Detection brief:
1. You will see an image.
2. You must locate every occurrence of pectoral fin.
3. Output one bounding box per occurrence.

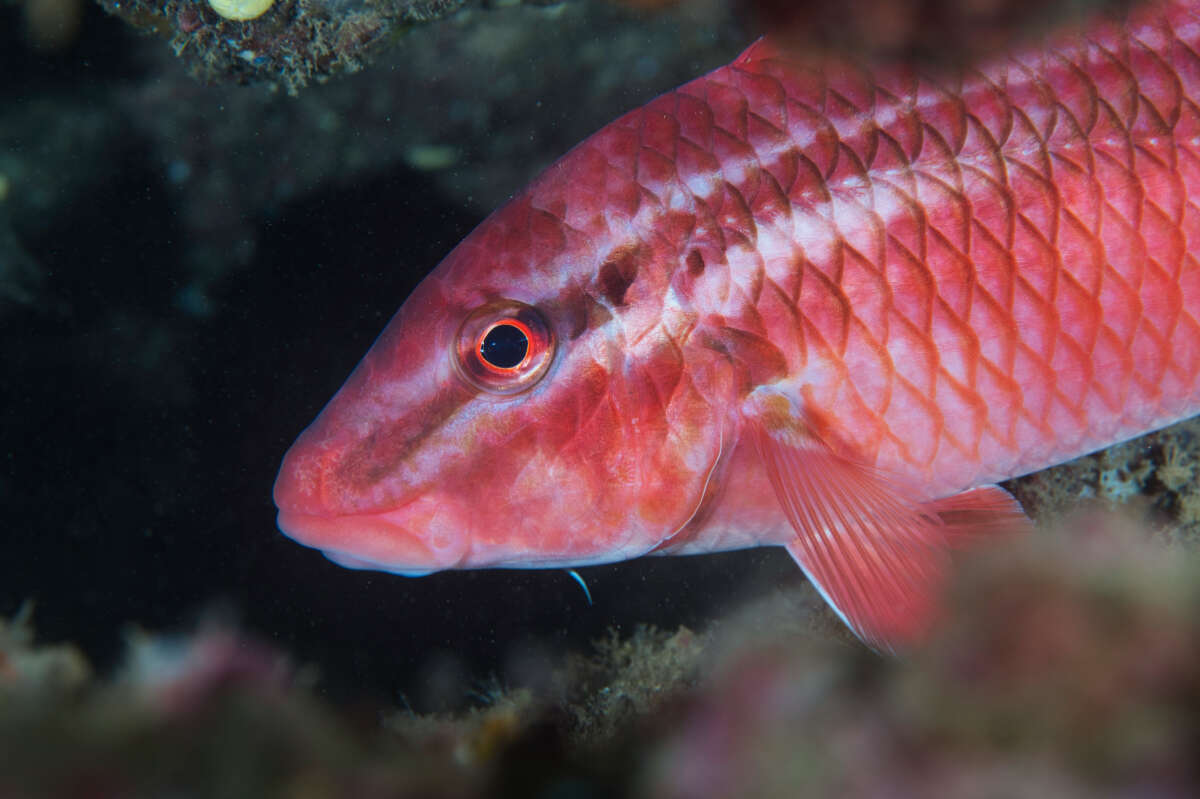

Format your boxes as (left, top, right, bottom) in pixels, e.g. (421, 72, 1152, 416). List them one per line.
(747, 410, 1029, 653)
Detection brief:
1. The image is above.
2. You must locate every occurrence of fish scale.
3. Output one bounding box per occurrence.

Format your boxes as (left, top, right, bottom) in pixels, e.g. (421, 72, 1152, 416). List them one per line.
(275, 0, 1200, 651)
(627, 12, 1200, 496)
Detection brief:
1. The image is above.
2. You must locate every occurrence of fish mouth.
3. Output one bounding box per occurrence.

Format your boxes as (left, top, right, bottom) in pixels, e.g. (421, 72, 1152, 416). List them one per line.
(274, 435, 472, 575)
(273, 430, 435, 574)
(275, 506, 452, 577)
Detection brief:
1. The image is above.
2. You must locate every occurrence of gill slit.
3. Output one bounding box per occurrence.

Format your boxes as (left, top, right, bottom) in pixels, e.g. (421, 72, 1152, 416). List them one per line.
(654, 421, 726, 553)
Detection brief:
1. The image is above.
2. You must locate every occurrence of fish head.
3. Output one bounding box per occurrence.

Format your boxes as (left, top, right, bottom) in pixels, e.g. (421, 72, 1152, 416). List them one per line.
(273, 195, 732, 575)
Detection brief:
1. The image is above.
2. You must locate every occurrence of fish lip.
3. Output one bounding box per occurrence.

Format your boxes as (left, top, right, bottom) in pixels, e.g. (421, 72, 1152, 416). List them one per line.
(275, 505, 445, 575)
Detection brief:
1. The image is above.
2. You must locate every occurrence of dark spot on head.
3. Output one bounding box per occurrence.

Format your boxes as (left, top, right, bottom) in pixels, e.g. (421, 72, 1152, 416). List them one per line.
(551, 289, 590, 340)
(596, 247, 639, 307)
(700, 325, 788, 386)
(687, 249, 705, 277)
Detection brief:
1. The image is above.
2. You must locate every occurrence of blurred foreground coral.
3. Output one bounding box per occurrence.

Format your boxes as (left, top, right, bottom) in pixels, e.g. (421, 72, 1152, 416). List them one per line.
(2, 511, 1197, 797)
(643, 512, 1200, 797)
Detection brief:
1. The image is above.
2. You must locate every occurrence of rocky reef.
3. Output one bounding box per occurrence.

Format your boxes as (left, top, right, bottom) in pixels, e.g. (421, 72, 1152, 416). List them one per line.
(3, 508, 1198, 796)
(2, 0, 1199, 795)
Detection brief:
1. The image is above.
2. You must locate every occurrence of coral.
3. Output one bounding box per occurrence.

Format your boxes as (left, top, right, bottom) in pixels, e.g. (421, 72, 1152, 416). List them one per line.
(559, 625, 708, 746)
(640, 516, 1200, 798)
(1156, 439, 1194, 492)
(95, 0, 469, 93)
(5, 4, 1200, 794)
(2, 513, 1198, 797)
(2, 0, 743, 322)
(0, 613, 490, 797)
(93, 0, 595, 93)
(0, 602, 90, 698)
(1007, 416, 1200, 548)
(89, 0, 1134, 94)
(385, 687, 538, 767)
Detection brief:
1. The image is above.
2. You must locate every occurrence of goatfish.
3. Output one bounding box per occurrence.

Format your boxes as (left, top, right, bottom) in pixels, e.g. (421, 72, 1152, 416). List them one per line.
(274, 0, 1200, 651)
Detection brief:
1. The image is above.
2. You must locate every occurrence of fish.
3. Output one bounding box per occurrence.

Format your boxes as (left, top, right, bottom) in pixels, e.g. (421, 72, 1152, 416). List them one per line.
(274, 0, 1200, 652)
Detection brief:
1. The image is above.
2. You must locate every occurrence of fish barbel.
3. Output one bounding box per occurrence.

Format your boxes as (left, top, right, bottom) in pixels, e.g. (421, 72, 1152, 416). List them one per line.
(275, 0, 1200, 650)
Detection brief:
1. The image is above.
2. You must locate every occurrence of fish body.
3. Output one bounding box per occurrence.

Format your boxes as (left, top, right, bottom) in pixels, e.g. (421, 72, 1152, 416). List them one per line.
(275, 1, 1200, 649)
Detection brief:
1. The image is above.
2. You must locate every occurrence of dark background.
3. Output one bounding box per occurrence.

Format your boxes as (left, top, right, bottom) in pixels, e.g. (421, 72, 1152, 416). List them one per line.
(0, 2, 791, 710)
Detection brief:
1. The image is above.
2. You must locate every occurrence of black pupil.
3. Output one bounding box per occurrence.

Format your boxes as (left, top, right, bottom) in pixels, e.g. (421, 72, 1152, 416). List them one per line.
(480, 323, 529, 369)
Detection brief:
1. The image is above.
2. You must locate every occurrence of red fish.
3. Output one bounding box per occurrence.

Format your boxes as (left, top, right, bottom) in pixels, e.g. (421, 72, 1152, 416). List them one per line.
(274, 0, 1200, 651)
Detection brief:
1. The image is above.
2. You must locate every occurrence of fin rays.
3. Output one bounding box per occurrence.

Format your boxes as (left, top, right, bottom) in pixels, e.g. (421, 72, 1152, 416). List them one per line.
(750, 417, 1027, 652)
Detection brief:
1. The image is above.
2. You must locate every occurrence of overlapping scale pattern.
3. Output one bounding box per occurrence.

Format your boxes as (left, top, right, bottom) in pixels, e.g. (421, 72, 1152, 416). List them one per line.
(565, 0, 1200, 495)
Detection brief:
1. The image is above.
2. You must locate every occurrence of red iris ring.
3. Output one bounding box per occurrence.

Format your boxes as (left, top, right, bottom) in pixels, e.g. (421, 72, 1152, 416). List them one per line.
(475, 319, 535, 374)
(454, 301, 554, 395)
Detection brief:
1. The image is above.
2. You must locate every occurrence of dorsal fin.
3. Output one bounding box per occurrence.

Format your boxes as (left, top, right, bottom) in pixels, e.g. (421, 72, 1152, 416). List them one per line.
(733, 37, 778, 68)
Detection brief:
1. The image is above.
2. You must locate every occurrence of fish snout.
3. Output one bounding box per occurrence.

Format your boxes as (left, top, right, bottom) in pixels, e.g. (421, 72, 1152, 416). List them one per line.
(272, 437, 339, 518)
(274, 441, 470, 575)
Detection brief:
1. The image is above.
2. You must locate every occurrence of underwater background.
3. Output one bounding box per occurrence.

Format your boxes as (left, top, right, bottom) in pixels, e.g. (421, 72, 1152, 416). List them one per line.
(0, 0, 769, 709)
(2, 0, 1199, 795)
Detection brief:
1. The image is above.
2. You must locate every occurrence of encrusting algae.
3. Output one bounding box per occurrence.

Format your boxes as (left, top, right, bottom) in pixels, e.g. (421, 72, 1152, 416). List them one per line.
(7, 2, 1200, 794)
(1009, 416, 1200, 549)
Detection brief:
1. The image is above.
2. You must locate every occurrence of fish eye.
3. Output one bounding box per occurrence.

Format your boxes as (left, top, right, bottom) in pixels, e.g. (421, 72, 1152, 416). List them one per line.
(478, 320, 531, 371)
(455, 301, 554, 395)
